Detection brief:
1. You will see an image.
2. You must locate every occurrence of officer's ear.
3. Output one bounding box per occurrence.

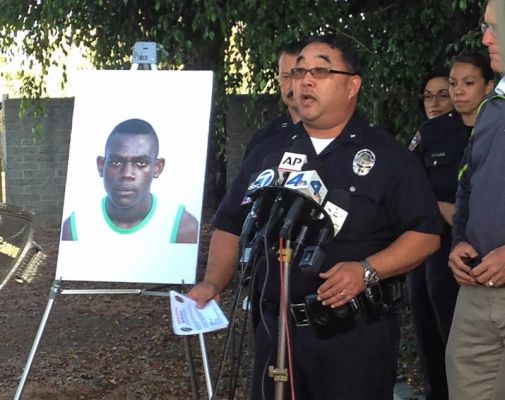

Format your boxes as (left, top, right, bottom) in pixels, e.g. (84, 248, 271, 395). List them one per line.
(97, 156, 105, 177)
(348, 75, 362, 100)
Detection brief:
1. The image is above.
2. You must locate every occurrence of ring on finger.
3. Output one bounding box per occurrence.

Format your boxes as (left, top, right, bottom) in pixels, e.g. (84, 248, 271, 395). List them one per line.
(488, 280, 494, 287)
(339, 291, 346, 298)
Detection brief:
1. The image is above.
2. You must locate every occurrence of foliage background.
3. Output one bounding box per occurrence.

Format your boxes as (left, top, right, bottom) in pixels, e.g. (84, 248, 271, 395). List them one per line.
(0, 0, 487, 203)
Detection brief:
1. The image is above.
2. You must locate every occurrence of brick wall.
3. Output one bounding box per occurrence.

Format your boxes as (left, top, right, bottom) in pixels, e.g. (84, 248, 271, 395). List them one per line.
(3, 98, 74, 225)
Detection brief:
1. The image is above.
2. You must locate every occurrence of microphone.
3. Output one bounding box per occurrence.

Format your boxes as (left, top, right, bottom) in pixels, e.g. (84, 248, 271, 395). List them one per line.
(298, 189, 351, 274)
(241, 154, 282, 206)
(239, 146, 308, 248)
(239, 139, 310, 248)
(278, 151, 307, 174)
(279, 168, 328, 239)
(239, 154, 281, 247)
(241, 140, 308, 206)
(323, 189, 351, 237)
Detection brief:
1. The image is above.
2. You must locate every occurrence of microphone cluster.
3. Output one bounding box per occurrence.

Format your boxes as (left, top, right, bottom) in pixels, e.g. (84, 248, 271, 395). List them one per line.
(238, 147, 350, 276)
(238, 147, 387, 333)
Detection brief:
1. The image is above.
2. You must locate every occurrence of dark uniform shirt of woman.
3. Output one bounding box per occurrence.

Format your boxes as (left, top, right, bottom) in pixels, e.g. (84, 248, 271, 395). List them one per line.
(407, 110, 471, 400)
(411, 111, 472, 204)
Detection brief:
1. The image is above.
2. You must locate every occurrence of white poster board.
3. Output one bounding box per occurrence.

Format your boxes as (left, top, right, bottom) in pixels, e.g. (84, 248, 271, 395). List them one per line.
(55, 70, 212, 284)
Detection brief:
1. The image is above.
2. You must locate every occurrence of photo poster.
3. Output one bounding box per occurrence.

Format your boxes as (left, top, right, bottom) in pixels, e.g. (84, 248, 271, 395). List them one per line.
(55, 70, 213, 284)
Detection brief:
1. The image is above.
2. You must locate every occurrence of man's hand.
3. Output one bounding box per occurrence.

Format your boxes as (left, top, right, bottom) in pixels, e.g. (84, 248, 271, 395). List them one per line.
(471, 244, 505, 288)
(187, 229, 239, 308)
(448, 241, 478, 286)
(187, 280, 221, 309)
(317, 262, 365, 308)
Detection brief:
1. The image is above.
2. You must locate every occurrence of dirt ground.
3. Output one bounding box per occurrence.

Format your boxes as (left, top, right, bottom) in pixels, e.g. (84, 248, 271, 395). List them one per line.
(0, 215, 422, 400)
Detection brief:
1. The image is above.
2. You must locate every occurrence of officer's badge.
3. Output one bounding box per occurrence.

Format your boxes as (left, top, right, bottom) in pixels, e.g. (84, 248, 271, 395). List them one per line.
(408, 131, 421, 151)
(353, 149, 376, 176)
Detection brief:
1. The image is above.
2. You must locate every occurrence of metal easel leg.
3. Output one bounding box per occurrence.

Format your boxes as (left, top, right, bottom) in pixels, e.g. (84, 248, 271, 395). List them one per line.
(184, 335, 200, 400)
(199, 333, 213, 400)
(14, 280, 61, 400)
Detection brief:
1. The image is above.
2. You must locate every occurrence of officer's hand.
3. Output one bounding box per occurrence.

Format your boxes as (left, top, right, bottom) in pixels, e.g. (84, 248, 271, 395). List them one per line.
(317, 261, 365, 308)
(187, 280, 221, 309)
(448, 241, 477, 286)
(471, 244, 505, 288)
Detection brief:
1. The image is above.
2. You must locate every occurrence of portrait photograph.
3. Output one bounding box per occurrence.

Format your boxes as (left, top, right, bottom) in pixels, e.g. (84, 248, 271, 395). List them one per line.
(55, 70, 213, 284)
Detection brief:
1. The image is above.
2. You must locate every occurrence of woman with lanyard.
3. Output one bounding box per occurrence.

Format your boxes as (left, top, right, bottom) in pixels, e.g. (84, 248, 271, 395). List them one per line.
(407, 53, 494, 400)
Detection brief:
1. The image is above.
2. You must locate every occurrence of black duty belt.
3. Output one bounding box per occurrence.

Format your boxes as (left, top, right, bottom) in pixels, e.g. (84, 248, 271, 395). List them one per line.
(260, 279, 406, 332)
(290, 303, 311, 327)
(259, 299, 311, 327)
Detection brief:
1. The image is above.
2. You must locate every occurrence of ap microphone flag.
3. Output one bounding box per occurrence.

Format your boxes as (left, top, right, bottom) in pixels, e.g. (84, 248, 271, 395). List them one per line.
(278, 152, 308, 173)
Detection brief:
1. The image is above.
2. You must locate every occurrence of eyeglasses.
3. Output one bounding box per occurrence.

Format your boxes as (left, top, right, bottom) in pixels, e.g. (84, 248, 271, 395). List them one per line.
(291, 67, 357, 80)
(419, 91, 451, 103)
(480, 22, 498, 37)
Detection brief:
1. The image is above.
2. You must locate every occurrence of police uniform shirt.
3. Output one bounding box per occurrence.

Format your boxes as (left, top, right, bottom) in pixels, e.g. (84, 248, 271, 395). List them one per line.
(243, 113, 294, 158)
(410, 112, 471, 203)
(214, 113, 442, 302)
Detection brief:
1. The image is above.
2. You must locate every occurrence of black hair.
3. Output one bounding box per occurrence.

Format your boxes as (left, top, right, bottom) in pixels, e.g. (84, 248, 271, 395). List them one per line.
(277, 40, 306, 59)
(303, 34, 361, 75)
(106, 118, 159, 157)
(418, 67, 450, 116)
(451, 52, 494, 82)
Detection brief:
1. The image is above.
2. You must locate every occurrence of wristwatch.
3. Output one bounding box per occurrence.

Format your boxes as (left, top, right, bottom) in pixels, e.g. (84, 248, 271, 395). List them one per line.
(360, 258, 379, 287)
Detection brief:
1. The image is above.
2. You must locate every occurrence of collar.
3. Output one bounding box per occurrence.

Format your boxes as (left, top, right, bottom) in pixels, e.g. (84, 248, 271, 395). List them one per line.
(335, 114, 368, 145)
(274, 113, 293, 129)
(496, 76, 505, 95)
(295, 113, 368, 158)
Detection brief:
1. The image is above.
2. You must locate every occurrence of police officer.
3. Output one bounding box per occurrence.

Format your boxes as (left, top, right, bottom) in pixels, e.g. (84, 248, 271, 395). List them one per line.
(243, 41, 304, 158)
(408, 53, 494, 400)
(190, 35, 441, 400)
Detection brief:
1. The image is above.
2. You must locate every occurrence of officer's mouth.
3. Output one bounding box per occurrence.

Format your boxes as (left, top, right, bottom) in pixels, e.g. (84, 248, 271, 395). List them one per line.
(300, 92, 316, 105)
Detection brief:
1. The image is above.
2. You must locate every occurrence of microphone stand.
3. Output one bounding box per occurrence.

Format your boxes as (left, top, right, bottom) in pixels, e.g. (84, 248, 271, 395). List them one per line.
(269, 237, 293, 400)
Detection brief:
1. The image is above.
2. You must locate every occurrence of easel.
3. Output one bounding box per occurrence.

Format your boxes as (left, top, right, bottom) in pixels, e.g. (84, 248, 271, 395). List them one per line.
(14, 280, 213, 400)
(130, 41, 159, 71)
(14, 42, 214, 400)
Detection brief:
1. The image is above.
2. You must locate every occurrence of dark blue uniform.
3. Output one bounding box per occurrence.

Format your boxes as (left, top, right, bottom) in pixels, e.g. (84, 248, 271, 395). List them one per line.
(407, 111, 470, 400)
(243, 113, 294, 159)
(215, 114, 441, 399)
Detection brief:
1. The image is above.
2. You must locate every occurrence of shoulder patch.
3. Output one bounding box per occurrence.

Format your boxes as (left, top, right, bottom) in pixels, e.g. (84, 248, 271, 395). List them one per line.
(408, 131, 421, 151)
